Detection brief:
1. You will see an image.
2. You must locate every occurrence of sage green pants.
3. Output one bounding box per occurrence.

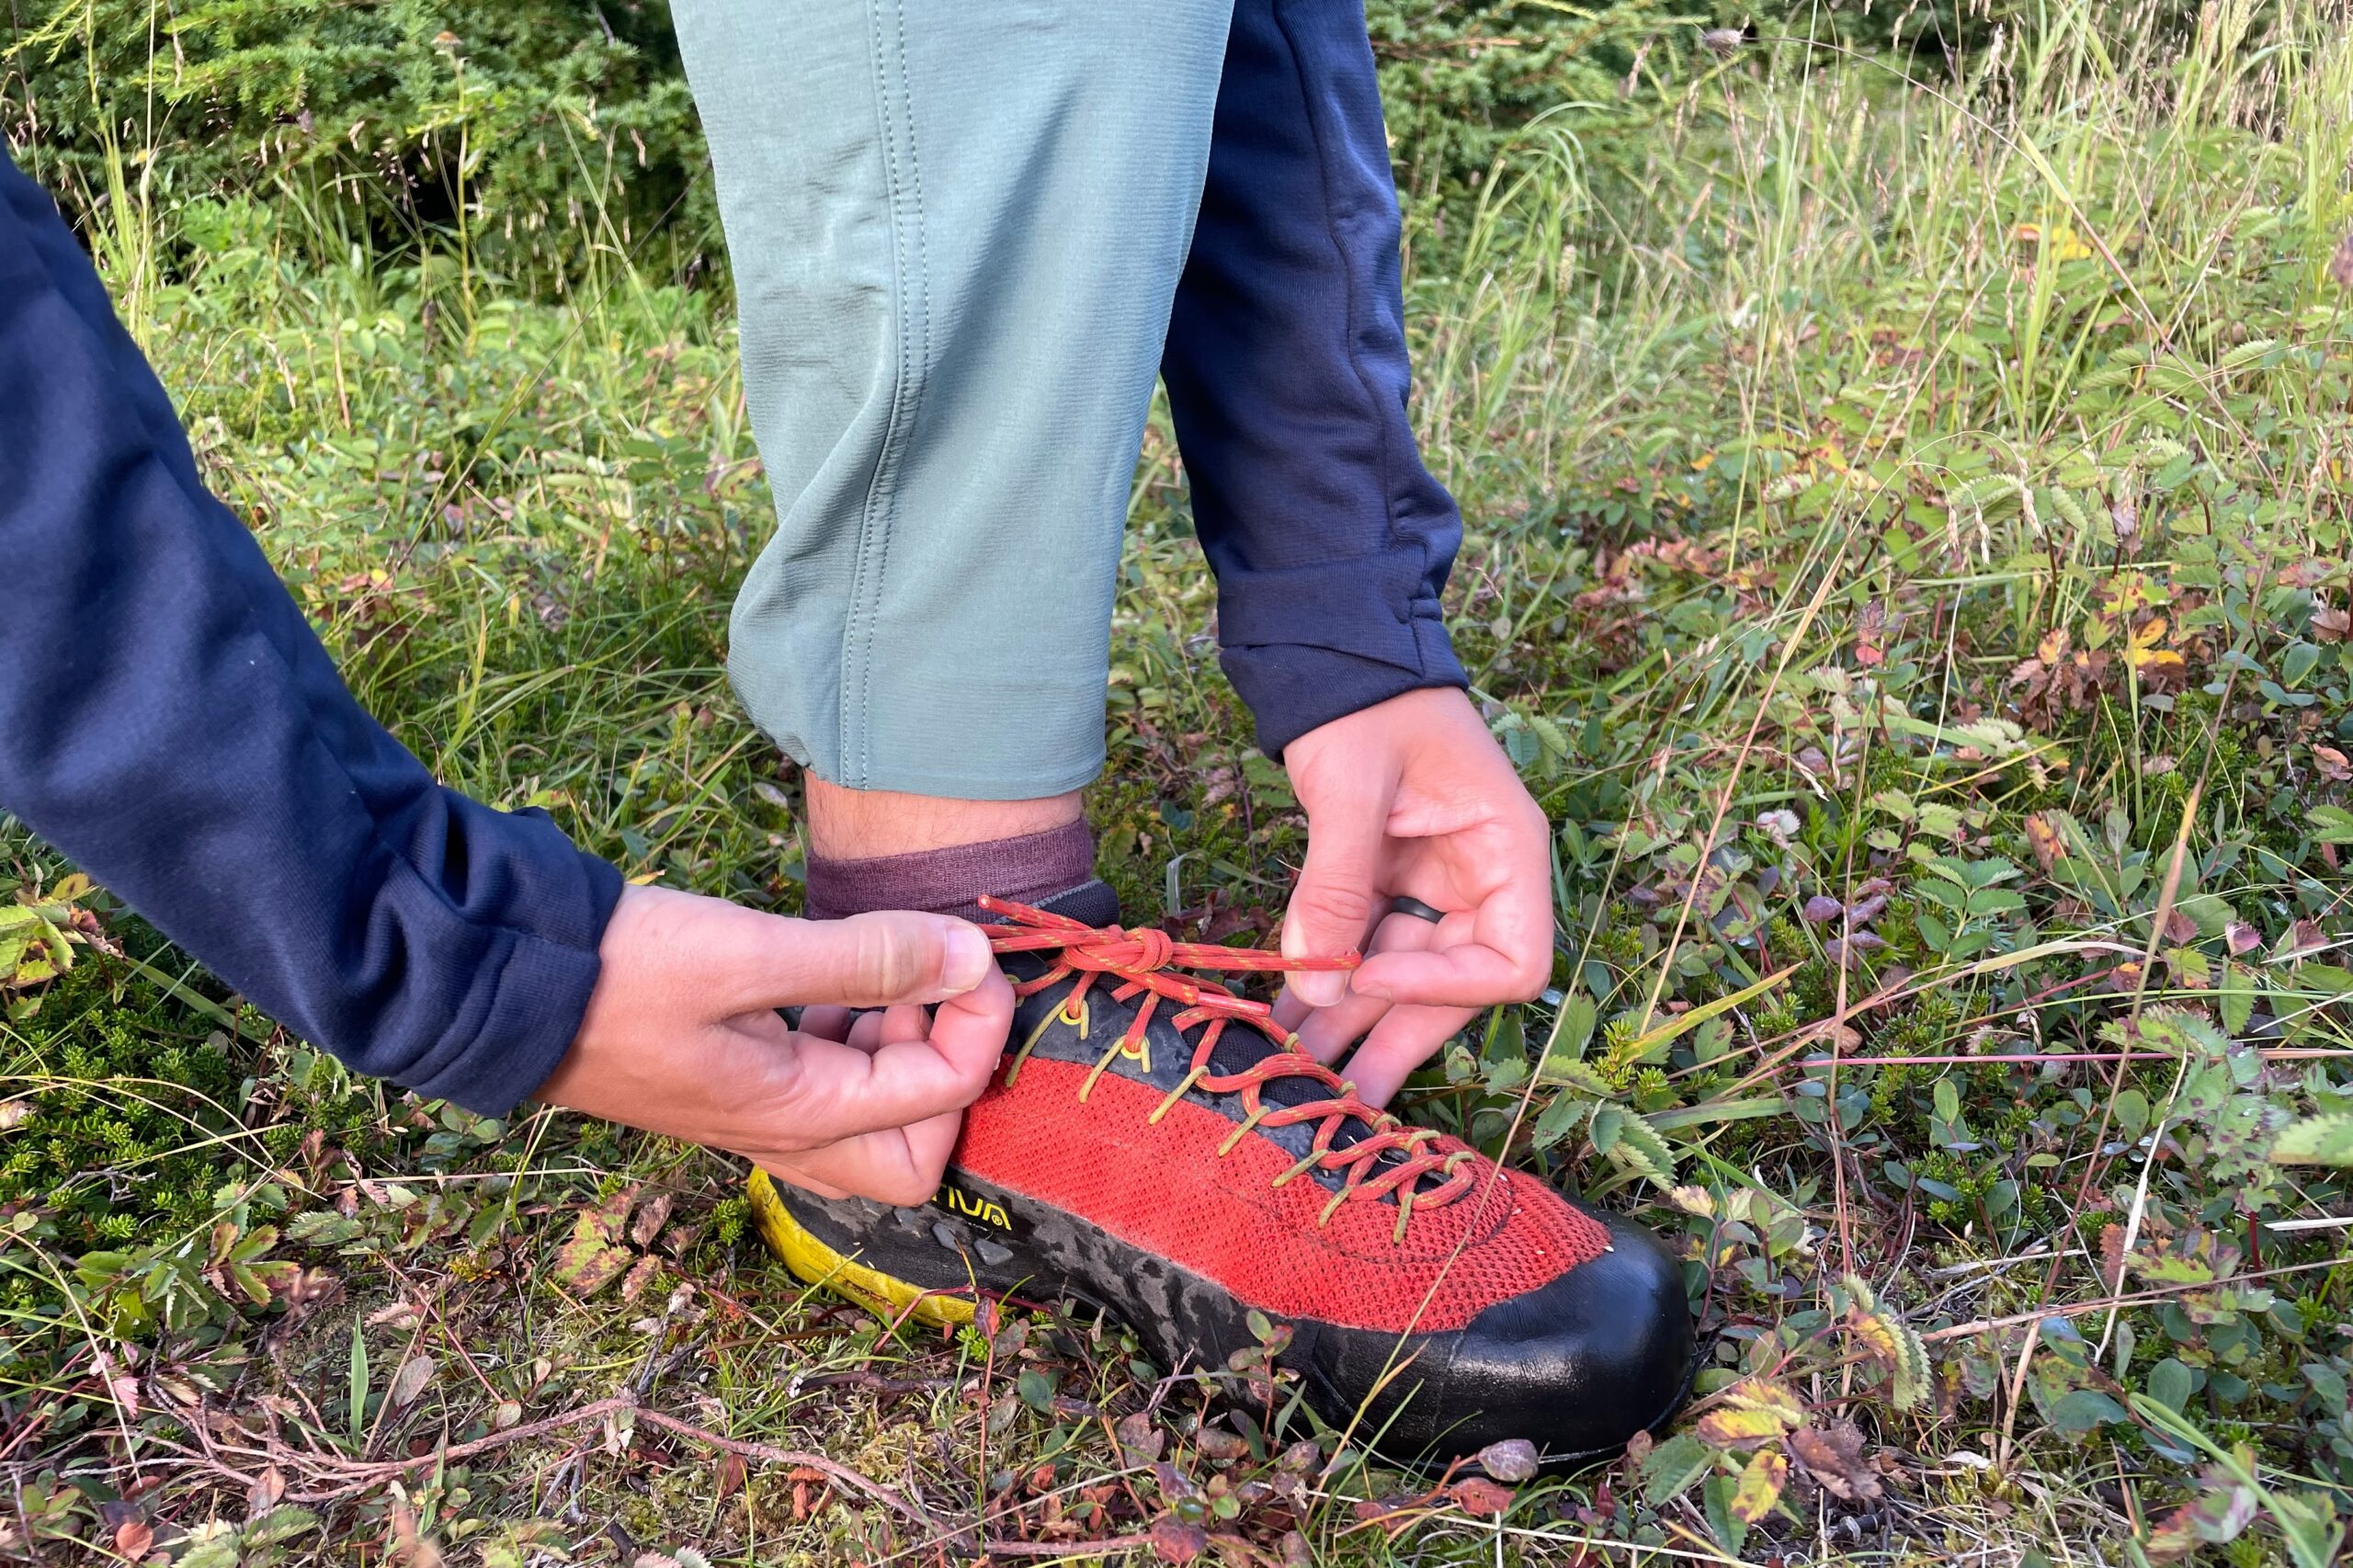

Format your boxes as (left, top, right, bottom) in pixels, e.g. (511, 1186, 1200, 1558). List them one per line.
(675, 0, 1234, 800)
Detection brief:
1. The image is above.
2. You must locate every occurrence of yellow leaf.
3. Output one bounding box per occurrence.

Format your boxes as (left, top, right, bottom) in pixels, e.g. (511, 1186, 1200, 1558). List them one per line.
(1730, 1449, 1788, 1524)
(2126, 616, 2185, 676)
(1666, 1185, 1716, 1218)
(1697, 1404, 1790, 1447)
(1696, 1377, 1805, 1448)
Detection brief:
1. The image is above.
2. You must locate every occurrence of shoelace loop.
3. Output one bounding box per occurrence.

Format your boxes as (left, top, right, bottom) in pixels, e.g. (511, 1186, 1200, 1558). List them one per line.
(979, 895, 1481, 1220)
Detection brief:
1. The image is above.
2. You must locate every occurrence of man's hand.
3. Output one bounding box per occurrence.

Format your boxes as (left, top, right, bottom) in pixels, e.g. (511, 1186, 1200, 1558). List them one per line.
(1274, 687, 1553, 1108)
(537, 884, 1013, 1204)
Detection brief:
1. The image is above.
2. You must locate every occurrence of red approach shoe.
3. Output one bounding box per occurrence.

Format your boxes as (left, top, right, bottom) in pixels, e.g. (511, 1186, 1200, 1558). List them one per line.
(749, 897, 1697, 1465)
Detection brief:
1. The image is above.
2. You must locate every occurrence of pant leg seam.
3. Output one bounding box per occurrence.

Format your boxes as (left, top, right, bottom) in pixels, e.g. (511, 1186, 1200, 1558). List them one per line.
(845, 0, 929, 788)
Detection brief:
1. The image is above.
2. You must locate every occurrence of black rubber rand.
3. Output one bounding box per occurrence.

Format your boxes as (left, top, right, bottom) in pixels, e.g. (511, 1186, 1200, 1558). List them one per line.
(770, 1171, 1694, 1468)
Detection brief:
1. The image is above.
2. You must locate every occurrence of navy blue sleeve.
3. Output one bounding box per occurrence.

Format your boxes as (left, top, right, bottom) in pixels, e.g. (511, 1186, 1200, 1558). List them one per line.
(1161, 0, 1469, 759)
(0, 149, 620, 1116)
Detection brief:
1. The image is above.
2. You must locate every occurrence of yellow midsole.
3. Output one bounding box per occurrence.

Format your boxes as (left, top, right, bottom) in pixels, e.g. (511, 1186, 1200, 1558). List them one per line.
(746, 1169, 976, 1328)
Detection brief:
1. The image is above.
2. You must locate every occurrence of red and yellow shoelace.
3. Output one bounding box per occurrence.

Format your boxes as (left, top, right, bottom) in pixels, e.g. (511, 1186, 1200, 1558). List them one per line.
(981, 895, 1480, 1233)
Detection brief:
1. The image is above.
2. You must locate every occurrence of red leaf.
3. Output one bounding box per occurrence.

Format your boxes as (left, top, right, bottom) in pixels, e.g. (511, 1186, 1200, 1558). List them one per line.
(1149, 1514, 1208, 1563)
(619, 1254, 664, 1303)
(1788, 1420, 1883, 1502)
(1449, 1477, 1516, 1516)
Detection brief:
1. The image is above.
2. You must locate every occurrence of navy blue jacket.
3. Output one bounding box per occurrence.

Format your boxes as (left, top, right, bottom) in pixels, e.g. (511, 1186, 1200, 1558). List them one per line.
(1167, 0, 1468, 756)
(0, 0, 1461, 1115)
(0, 152, 621, 1115)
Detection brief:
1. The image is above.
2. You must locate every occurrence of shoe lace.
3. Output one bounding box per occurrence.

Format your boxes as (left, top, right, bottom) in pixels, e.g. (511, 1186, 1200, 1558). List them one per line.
(980, 895, 1480, 1235)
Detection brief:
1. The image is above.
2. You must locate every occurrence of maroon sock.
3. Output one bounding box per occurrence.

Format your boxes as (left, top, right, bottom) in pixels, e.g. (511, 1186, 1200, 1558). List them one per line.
(801, 818, 1120, 926)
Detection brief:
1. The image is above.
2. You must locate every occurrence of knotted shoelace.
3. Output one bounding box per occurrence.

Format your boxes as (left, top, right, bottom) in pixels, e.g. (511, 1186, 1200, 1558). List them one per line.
(979, 895, 1481, 1237)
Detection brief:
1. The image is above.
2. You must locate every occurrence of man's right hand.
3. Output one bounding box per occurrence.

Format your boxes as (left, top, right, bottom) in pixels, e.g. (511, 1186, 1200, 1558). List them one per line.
(536, 884, 1013, 1205)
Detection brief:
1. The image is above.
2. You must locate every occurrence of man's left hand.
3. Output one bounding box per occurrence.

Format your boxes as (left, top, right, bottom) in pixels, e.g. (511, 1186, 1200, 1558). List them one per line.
(1273, 687, 1555, 1108)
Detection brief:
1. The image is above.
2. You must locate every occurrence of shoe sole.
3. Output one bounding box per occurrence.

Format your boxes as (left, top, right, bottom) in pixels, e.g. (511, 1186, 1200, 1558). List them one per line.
(746, 1170, 1699, 1470)
(749, 1166, 982, 1328)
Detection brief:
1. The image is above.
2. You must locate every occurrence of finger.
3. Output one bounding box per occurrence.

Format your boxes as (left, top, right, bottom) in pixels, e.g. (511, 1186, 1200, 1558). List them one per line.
(1352, 940, 1551, 1007)
(1337, 1003, 1479, 1108)
(1293, 988, 1390, 1063)
(1352, 835, 1553, 1009)
(1283, 783, 1392, 1010)
(762, 995, 993, 1206)
(924, 969, 1017, 1085)
(756, 1156, 856, 1202)
(842, 1002, 925, 1056)
(777, 969, 1012, 1140)
(798, 1005, 855, 1042)
(708, 906, 999, 1013)
(1290, 909, 1444, 1062)
(758, 1112, 959, 1207)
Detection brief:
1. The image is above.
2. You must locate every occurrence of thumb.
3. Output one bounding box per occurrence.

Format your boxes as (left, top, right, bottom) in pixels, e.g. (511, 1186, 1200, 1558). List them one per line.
(734, 910, 997, 1010)
(1283, 793, 1386, 1009)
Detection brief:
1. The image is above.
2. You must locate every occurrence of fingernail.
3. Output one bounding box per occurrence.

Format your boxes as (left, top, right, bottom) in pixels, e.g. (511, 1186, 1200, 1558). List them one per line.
(942, 924, 993, 993)
(1288, 971, 1347, 1009)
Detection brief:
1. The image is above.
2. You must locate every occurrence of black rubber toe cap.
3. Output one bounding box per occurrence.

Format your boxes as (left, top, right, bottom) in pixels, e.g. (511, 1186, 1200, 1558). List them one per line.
(1300, 1209, 1698, 1466)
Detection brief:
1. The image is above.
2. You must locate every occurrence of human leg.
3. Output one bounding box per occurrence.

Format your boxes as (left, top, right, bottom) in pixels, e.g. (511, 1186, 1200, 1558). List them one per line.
(673, 0, 1234, 812)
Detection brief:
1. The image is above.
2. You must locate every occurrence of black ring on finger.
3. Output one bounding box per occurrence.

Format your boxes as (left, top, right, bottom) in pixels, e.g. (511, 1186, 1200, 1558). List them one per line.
(1387, 894, 1448, 926)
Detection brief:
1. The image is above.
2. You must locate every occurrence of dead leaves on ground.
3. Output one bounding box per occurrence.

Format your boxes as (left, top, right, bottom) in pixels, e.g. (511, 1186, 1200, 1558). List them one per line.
(550, 1185, 691, 1301)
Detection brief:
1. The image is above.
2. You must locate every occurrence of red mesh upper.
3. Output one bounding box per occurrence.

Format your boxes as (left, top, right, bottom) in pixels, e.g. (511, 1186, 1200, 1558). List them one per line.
(952, 1056, 1610, 1335)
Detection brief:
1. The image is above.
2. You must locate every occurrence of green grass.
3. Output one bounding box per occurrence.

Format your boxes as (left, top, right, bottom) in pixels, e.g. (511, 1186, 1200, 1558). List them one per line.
(7, 4, 2353, 1562)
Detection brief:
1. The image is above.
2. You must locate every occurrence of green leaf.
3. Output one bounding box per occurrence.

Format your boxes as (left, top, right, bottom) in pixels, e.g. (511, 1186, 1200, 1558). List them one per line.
(2050, 1389, 2129, 1433)
(1644, 1096, 1787, 1131)
(244, 1507, 320, 1547)
(1640, 1431, 1713, 1506)
(1540, 994, 1598, 1067)
(348, 1319, 369, 1449)
(177, 1538, 243, 1568)
(286, 1210, 365, 1248)
(2146, 1358, 2194, 1412)
(2310, 804, 2353, 846)
(1530, 1094, 1592, 1151)
(1603, 1111, 1678, 1185)
(2271, 1113, 2353, 1165)
(2221, 975, 2256, 1038)
(1536, 1055, 1613, 1096)
(1702, 1471, 1748, 1556)
(1529, 714, 1570, 761)
(1619, 964, 1798, 1060)
(1933, 1077, 1961, 1125)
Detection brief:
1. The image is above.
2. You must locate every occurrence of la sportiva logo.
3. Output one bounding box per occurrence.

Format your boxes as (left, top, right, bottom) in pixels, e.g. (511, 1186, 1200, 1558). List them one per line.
(933, 1179, 1016, 1233)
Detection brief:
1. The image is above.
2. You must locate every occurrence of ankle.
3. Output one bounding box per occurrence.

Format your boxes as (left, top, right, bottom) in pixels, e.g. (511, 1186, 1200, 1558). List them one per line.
(799, 785, 1112, 924)
(805, 778, 1083, 859)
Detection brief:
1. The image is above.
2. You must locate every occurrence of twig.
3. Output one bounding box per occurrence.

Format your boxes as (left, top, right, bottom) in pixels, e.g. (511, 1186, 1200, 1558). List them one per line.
(148, 1390, 935, 1528)
(1800, 1047, 2353, 1068)
(977, 1535, 1154, 1559)
(1924, 1255, 2347, 1342)
(626, 1407, 938, 1526)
